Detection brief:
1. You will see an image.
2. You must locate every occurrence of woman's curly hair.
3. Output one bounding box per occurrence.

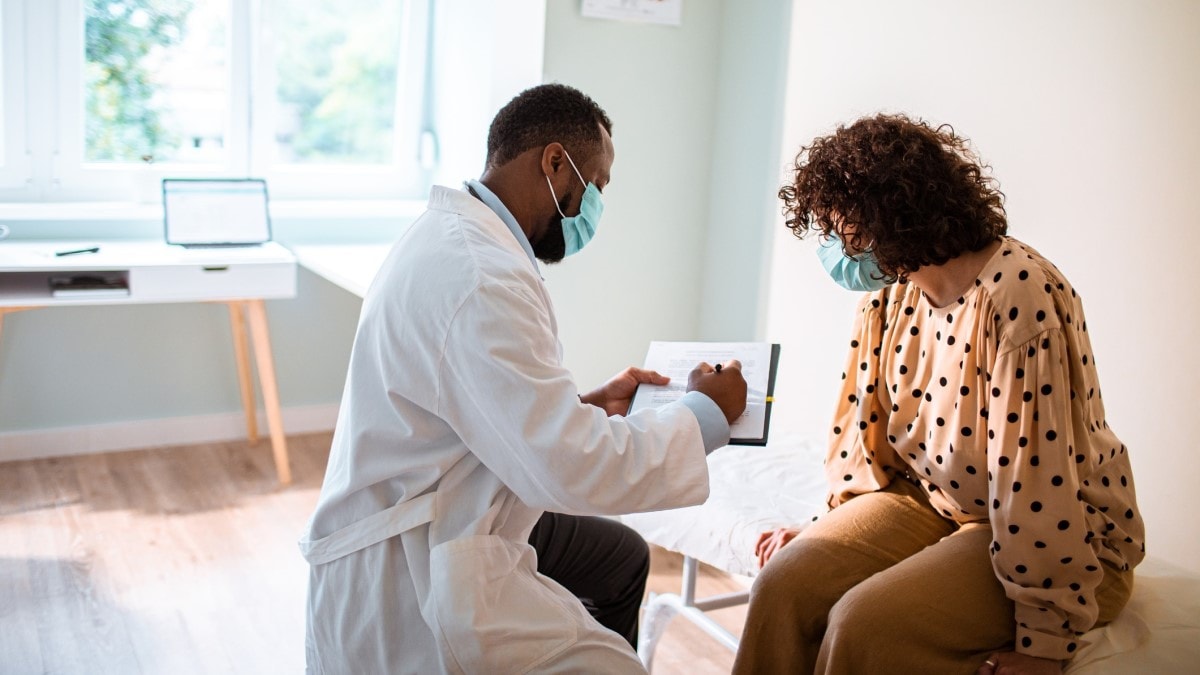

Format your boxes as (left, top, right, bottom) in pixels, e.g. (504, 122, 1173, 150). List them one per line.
(779, 114, 1007, 281)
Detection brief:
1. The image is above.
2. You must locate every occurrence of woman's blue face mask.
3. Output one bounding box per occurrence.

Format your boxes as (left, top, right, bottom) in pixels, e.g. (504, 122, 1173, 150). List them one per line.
(816, 233, 893, 292)
(545, 149, 603, 257)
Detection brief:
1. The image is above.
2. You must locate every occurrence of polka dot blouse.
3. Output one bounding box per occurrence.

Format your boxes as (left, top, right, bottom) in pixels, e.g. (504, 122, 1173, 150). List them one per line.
(824, 237, 1145, 661)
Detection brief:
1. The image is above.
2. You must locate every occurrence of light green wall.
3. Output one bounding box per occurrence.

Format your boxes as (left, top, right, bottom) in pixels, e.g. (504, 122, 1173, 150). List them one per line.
(541, 1, 721, 388)
(699, 0, 793, 341)
(0, 217, 374, 433)
(0, 0, 793, 437)
(543, 0, 792, 388)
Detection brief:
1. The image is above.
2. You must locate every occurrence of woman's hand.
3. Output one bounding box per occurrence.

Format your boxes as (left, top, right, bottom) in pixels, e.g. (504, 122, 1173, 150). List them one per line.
(977, 652, 1063, 675)
(755, 526, 801, 568)
(580, 367, 670, 417)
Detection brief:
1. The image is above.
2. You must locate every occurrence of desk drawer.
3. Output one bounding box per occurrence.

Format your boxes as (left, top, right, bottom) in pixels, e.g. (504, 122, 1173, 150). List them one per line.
(132, 263, 297, 302)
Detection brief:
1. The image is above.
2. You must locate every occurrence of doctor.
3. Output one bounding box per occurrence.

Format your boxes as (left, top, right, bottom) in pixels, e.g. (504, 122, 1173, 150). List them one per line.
(300, 83, 748, 674)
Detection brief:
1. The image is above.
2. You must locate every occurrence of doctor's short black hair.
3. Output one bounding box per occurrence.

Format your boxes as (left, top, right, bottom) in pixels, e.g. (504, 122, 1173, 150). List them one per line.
(486, 83, 612, 168)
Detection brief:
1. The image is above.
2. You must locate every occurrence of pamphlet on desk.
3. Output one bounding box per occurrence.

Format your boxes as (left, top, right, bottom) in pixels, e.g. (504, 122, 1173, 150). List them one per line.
(627, 341, 781, 445)
(48, 273, 130, 299)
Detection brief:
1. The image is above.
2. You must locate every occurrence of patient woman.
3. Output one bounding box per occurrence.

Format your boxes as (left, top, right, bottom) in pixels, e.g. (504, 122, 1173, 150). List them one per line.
(733, 114, 1145, 675)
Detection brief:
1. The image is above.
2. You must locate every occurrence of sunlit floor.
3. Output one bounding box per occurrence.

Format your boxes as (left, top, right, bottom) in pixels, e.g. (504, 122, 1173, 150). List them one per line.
(0, 431, 747, 674)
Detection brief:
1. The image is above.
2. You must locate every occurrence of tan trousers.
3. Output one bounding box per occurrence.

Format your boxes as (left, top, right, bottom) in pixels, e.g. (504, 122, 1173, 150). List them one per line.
(731, 479, 1133, 675)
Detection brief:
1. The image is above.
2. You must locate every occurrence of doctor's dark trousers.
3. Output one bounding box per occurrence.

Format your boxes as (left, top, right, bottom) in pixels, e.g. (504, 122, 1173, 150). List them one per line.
(528, 511, 651, 649)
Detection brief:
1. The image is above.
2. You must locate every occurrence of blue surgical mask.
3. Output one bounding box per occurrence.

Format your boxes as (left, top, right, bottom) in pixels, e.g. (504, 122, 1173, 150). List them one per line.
(546, 149, 603, 257)
(816, 234, 893, 292)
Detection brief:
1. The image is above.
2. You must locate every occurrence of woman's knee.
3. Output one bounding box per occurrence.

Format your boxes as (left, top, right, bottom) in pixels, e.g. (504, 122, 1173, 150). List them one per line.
(749, 538, 830, 617)
(825, 580, 900, 643)
(818, 584, 938, 674)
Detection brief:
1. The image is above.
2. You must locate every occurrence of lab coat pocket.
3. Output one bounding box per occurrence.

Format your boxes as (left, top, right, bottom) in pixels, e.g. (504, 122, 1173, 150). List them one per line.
(428, 534, 579, 674)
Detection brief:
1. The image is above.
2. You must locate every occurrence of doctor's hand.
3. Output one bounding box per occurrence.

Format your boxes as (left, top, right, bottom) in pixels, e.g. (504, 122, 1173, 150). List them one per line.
(580, 367, 670, 417)
(687, 360, 747, 425)
(755, 526, 801, 568)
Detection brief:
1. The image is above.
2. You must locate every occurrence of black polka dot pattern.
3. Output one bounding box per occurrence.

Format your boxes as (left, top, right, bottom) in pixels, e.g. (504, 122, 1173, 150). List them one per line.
(822, 237, 1145, 662)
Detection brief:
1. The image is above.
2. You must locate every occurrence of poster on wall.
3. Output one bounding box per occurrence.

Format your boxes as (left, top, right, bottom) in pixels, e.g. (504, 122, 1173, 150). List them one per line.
(581, 0, 683, 27)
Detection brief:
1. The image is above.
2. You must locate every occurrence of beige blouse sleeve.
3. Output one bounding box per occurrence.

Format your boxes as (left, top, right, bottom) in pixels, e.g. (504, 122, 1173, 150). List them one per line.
(986, 327, 1102, 661)
(825, 298, 902, 509)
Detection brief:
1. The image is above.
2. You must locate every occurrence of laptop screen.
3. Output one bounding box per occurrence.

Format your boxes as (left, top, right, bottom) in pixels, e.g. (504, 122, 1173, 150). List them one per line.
(163, 178, 272, 246)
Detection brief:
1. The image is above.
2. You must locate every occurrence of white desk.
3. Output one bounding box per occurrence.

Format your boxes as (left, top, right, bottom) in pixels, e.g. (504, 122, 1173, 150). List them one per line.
(0, 241, 298, 484)
(291, 244, 393, 299)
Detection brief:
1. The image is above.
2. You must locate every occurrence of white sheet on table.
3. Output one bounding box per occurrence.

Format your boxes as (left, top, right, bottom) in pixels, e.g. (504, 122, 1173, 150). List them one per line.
(1066, 556, 1200, 674)
(620, 433, 828, 579)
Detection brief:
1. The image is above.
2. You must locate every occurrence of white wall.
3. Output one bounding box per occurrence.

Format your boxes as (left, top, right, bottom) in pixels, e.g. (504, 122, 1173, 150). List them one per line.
(765, 0, 1200, 573)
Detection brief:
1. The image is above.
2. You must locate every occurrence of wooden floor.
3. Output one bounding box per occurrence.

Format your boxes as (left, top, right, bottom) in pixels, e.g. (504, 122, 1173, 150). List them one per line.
(0, 432, 747, 674)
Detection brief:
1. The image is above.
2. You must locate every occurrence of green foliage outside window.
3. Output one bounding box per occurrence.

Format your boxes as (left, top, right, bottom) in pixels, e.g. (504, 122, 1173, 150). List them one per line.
(85, 0, 193, 163)
(274, 1, 402, 164)
(83, 0, 403, 166)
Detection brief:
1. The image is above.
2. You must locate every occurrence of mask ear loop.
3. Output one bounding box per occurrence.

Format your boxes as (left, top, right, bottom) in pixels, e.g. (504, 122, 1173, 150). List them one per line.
(546, 146, 587, 219)
(561, 149, 587, 187)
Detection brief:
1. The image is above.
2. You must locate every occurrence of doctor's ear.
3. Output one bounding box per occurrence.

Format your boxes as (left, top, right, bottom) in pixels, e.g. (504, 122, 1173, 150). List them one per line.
(540, 143, 566, 176)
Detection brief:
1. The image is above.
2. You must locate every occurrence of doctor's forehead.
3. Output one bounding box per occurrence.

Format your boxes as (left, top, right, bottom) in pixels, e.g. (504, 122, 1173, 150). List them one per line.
(593, 125, 615, 188)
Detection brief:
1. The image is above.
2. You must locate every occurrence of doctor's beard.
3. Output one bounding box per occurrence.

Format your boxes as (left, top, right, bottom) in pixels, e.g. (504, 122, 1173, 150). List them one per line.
(532, 194, 571, 264)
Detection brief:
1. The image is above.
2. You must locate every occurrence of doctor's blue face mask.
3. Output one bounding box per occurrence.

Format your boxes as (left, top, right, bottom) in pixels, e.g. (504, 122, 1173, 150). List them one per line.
(545, 149, 604, 257)
(816, 233, 893, 292)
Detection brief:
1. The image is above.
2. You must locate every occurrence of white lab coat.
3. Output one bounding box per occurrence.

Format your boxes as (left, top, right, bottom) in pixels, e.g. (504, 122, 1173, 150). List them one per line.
(300, 186, 713, 674)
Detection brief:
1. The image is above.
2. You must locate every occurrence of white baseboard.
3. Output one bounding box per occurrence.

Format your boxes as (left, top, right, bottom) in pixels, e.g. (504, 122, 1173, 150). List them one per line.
(0, 403, 340, 463)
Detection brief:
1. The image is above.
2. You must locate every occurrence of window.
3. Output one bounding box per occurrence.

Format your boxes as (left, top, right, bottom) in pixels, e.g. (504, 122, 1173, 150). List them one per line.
(83, 0, 231, 166)
(1, 0, 435, 202)
(0, 5, 5, 162)
(250, 0, 433, 198)
(0, 0, 31, 189)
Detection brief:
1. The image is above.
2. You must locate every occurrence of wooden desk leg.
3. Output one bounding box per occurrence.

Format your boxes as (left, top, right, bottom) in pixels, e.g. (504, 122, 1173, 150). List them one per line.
(227, 302, 259, 444)
(245, 299, 292, 486)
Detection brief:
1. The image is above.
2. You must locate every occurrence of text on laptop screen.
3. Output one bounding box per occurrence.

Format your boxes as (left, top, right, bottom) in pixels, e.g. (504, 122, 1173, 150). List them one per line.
(163, 179, 271, 245)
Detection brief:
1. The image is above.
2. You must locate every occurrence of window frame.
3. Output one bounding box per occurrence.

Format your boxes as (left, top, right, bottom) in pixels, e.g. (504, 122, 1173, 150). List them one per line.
(6, 0, 435, 203)
(0, 0, 31, 192)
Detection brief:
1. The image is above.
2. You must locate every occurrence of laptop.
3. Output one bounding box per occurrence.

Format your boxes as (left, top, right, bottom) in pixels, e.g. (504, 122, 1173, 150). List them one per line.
(163, 178, 272, 248)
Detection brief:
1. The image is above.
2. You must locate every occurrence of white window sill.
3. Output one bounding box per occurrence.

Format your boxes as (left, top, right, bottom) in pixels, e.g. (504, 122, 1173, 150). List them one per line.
(0, 200, 428, 222)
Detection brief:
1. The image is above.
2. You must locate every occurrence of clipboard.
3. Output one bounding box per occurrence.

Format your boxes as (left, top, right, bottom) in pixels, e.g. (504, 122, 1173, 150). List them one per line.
(739, 342, 781, 446)
(627, 341, 781, 446)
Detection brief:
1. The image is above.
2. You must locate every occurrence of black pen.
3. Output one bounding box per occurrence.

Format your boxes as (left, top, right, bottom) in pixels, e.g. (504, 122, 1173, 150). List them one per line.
(55, 246, 100, 257)
(715, 363, 723, 373)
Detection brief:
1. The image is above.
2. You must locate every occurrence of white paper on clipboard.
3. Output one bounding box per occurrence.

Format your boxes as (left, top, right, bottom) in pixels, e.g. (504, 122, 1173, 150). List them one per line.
(628, 341, 777, 443)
